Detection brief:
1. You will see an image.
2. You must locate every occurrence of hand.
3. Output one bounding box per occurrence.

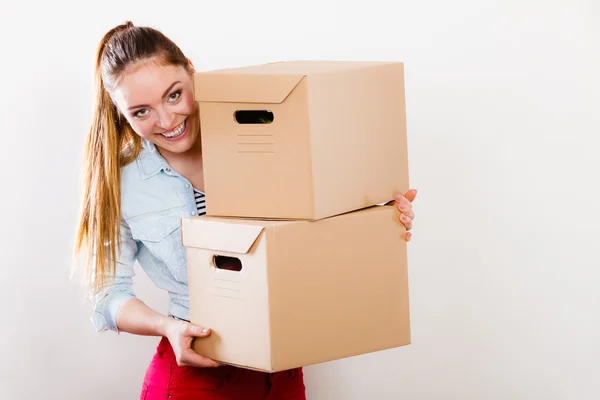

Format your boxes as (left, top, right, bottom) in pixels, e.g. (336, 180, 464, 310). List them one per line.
(394, 189, 417, 242)
(165, 319, 221, 368)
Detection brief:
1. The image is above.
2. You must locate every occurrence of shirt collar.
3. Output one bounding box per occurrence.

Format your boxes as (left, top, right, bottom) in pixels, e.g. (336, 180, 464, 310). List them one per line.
(135, 139, 170, 180)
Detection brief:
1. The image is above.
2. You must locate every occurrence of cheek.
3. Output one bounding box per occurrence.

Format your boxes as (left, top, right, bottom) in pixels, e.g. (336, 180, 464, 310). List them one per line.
(179, 93, 197, 115)
(127, 118, 155, 138)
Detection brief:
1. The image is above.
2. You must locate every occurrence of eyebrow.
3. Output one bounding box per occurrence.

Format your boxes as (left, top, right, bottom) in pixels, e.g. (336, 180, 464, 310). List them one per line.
(127, 81, 182, 111)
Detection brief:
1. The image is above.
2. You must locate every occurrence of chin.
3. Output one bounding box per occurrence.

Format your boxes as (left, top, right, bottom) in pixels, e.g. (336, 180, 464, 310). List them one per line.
(162, 136, 196, 154)
(154, 117, 199, 154)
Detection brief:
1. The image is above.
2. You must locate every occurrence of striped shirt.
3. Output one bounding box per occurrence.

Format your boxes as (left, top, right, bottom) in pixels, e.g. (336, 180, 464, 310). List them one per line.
(194, 188, 206, 215)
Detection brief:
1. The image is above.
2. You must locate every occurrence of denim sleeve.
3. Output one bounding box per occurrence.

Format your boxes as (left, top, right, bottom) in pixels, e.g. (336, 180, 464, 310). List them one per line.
(90, 219, 138, 333)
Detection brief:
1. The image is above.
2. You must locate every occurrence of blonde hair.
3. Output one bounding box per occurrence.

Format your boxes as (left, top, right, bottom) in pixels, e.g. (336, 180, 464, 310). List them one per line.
(74, 21, 190, 296)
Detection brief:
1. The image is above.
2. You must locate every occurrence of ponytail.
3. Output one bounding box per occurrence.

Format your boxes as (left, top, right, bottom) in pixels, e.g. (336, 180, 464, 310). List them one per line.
(74, 22, 142, 296)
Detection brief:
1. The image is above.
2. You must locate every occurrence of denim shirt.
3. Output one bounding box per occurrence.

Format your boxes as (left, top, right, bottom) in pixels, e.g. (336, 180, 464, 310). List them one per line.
(91, 139, 201, 333)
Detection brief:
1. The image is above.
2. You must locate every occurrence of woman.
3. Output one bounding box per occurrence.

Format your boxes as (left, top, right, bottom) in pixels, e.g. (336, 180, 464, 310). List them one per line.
(75, 21, 417, 400)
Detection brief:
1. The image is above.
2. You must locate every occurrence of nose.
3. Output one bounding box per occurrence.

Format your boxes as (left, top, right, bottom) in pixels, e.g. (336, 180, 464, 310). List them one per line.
(155, 107, 176, 131)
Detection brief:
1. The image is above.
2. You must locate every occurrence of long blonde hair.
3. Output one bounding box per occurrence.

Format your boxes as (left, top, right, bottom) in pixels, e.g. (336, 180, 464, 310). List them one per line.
(74, 21, 191, 296)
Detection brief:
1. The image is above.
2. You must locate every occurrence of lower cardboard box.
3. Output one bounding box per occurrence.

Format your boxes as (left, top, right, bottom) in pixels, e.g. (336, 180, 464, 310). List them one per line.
(181, 204, 411, 373)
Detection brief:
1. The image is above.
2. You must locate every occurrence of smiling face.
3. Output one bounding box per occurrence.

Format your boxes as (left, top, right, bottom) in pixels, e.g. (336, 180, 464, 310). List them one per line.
(110, 58, 200, 155)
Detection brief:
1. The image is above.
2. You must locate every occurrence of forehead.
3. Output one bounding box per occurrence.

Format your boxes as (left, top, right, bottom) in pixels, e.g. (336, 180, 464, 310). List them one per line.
(112, 62, 190, 108)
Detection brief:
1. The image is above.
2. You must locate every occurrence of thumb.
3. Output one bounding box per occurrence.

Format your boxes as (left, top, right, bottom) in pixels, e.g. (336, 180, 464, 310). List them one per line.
(188, 324, 211, 337)
(404, 189, 417, 203)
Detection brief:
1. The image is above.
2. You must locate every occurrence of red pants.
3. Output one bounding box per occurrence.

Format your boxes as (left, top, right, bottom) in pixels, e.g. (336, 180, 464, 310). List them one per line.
(141, 337, 306, 399)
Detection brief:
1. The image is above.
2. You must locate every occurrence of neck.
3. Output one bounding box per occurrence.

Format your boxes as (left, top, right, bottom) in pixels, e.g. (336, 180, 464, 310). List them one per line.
(188, 131, 203, 157)
(158, 131, 203, 166)
(156, 134, 204, 189)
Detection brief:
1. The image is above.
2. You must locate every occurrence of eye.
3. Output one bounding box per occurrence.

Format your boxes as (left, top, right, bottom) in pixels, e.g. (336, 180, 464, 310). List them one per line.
(168, 90, 182, 102)
(133, 109, 150, 118)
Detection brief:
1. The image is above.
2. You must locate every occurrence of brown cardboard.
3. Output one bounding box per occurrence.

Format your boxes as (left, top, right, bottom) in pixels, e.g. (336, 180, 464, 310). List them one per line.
(193, 60, 409, 220)
(182, 205, 411, 372)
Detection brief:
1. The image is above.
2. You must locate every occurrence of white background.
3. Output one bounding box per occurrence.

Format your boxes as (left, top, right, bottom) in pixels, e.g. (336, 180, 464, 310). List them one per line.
(1, 0, 599, 399)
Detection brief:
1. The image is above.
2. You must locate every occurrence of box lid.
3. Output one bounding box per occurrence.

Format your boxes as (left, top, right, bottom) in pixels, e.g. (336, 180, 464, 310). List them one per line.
(181, 218, 265, 254)
(193, 73, 304, 104)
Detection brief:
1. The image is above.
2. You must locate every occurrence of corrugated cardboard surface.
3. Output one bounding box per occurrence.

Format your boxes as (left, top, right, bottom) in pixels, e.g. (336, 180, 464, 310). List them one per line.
(185, 224, 274, 371)
(193, 60, 409, 220)
(197, 76, 314, 220)
(306, 62, 408, 220)
(183, 205, 410, 372)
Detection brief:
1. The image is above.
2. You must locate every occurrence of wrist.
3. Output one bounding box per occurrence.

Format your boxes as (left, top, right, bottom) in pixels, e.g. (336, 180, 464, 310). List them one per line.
(156, 315, 178, 337)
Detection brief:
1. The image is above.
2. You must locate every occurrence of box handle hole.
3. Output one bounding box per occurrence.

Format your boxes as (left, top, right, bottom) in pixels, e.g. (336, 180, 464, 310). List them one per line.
(234, 110, 274, 124)
(213, 255, 243, 271)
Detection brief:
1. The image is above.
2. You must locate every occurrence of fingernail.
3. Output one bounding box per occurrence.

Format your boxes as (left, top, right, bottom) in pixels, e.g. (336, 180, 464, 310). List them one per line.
(202, 328, 208, 334)
(401, 214, 409, 221)
(399, 203, 406, 210)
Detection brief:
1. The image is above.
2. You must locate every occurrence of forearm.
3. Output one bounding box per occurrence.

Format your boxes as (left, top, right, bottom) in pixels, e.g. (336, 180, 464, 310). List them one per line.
(113, 295, 219, 368)
(115, 298, 174, 337)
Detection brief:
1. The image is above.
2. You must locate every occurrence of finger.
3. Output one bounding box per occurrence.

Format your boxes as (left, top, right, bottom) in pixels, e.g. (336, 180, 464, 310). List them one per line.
(394, 197, 411, 215)
(394, 192, 416, 209)
(399, 213, 413, 230)
(394, 195, 407, 207)
(396, 201, 415, 219)
(396, 199, 415, 222)
(180, 349, 221, 368)
(405, 232, 412, 242)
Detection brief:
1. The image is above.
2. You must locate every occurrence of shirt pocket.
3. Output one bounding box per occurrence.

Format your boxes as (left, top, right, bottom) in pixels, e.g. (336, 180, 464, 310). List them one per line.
(127, 207, 188, 278)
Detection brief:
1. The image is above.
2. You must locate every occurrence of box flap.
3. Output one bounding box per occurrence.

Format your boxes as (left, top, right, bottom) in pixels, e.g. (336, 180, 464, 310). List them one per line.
(182, 218, 264, 254)
(194, 73, 305, 104)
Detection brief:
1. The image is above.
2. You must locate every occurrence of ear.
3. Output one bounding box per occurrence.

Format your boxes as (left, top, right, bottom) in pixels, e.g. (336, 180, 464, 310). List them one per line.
(187, 58, 196, 73)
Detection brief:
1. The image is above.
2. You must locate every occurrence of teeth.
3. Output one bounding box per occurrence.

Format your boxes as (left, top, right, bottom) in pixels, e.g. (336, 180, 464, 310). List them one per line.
(161, 120, 186, 138)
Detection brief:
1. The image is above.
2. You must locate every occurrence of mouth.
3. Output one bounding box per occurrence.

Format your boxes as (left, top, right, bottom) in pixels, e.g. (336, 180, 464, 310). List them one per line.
(159, 119, 188, 140)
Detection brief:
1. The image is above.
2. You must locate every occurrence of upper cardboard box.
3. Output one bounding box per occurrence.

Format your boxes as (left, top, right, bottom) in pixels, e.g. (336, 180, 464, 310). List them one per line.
(193, 60, 409, 220)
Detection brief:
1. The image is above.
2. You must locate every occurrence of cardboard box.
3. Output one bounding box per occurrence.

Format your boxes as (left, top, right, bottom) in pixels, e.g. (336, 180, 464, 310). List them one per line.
(193, 60, 409, 220)
(182, 205, 411, 372)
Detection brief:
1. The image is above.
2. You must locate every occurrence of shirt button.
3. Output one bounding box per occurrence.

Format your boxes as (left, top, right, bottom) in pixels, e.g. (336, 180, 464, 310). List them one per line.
(165, 168, 171, 173)
(191, 211, 197, 216)
(184, 183, 190, 189)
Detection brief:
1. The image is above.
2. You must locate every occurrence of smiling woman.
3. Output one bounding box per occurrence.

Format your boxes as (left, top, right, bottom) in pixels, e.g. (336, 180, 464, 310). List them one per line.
(73, 20, 416, 400)
(73, 21, 311, 400)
